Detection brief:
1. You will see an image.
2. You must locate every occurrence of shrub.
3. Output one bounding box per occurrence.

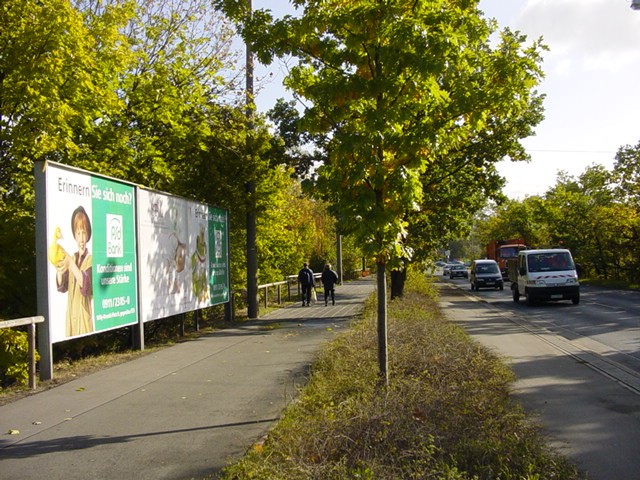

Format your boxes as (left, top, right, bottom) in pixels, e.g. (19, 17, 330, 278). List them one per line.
(0, 329, 38, 388)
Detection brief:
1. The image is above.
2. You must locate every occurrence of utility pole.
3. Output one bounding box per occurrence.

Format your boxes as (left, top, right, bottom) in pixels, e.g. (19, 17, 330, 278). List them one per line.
(336, 232, 343, 284)
(245, 0, 258, 319)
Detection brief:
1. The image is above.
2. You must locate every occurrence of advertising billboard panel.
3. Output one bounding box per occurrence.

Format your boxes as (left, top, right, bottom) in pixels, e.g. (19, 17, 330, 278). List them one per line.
(137, 189, 229, 322)
(42, 163, 138, 343)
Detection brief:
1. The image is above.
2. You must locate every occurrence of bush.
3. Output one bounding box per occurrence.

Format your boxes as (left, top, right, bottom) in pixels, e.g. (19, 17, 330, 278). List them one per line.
(0, 329, 38, 388)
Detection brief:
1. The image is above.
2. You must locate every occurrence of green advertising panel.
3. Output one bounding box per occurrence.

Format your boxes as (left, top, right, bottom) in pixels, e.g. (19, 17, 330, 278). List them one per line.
(91, 177, 138, 331)
(207, 208, 229, 304)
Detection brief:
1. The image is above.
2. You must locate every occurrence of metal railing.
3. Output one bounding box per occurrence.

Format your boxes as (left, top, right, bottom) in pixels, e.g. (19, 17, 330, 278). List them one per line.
(0, 316, 45, 389)
(255, 269, 376, 308)
(256, 273, 322, 309)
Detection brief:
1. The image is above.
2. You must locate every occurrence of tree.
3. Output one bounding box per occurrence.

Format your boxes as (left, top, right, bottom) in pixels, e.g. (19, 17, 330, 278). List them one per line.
(614, 140, 640, 208)
(267, 99, 326, 177)
(476, 196, 550, 251)
(0, 0, 134, 316)
(544, 166, 636, 281)
(218, 0, 545, 383)
(405, 84, 545, 281)
(0, 0, 272, 317)
(612, 141, 640, 281)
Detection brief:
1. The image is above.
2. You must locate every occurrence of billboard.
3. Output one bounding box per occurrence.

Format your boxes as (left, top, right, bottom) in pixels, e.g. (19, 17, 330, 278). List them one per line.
(137, 189, 230, 322)
(42, 163, 138, 343)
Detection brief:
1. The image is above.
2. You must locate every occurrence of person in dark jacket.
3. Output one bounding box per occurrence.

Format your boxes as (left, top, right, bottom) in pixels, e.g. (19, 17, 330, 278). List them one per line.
(321, 264, 339, 306)
(298, 262, 314, 306)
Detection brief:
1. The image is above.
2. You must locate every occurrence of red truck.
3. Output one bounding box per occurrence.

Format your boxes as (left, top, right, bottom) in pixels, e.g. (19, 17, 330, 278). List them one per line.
(486, 238, 527, 279)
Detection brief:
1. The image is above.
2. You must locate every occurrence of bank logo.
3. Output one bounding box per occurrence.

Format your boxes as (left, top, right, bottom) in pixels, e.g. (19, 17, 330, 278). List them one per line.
(107, 214, 123, 258)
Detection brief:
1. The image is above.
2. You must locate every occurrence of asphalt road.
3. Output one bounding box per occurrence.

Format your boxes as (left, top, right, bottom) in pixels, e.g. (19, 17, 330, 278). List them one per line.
(444, 272, 640, 375)
(439, 277, 640, 480)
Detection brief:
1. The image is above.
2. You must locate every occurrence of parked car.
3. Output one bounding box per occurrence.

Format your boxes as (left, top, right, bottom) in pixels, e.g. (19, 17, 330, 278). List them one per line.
(449, 264, 468, 279)
(443, 261, 463, 276)
(470, 259, 504, 291)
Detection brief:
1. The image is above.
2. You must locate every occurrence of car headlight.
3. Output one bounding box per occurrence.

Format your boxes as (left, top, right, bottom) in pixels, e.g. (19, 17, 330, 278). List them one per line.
(565, 278, 578, 285)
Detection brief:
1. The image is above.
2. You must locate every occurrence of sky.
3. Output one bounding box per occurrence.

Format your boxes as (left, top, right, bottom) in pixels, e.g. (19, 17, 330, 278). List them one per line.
(249, 0, 640, 199)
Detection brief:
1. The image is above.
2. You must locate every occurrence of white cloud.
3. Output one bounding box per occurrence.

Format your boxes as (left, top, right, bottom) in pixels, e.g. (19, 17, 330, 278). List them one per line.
(516, 0, 640, 73)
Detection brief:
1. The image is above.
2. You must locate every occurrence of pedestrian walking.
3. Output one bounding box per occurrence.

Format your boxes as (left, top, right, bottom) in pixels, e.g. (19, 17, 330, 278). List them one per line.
(298, 262, 314, 306)
(321, 263, 339, 306)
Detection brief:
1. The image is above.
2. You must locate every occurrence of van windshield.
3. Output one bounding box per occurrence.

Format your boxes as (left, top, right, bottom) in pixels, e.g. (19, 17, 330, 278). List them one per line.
(527, 252, 575, 273)
(476, 264, 499, 274)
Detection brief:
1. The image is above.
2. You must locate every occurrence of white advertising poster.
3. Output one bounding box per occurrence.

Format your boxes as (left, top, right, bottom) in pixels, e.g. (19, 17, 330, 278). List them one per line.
(43, 163, 138, 343)
(137, 189, 229, 322)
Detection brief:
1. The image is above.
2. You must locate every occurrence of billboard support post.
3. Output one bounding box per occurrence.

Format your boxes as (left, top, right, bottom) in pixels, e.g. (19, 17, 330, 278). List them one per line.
(35, 162, 53, 380)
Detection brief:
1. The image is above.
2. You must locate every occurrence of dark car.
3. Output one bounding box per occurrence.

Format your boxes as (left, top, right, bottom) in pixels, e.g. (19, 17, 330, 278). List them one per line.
(470, 259, 504, 290)
(449, 264, 468, 279)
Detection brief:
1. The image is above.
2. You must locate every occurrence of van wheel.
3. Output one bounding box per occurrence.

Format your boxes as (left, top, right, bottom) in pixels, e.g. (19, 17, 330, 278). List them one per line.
(526, 295, 535, 306)
(572, 295, 580, 305)
(512, 286, 520, 302)
(499, 285, 504, 291)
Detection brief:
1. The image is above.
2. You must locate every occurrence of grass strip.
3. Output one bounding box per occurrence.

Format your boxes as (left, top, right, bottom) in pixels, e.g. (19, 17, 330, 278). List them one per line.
(216, 270, 581, 480)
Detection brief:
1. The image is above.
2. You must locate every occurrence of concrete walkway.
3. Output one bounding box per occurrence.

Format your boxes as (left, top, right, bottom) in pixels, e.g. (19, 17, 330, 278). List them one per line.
(0, 278, 376, 480)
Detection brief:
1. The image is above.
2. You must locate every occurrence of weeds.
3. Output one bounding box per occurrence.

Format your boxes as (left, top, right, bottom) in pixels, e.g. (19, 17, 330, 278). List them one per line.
(217, 271, 581, 480)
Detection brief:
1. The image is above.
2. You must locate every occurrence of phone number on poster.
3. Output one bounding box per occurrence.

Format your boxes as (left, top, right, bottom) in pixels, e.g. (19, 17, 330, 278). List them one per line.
(102, 296, 131, 309)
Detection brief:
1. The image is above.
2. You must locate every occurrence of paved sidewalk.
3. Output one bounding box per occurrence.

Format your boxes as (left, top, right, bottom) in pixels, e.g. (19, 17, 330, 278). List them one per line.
(0, 278, 376, 480)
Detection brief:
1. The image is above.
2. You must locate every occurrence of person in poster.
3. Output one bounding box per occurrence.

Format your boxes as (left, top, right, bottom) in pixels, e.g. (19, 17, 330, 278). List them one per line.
(55, 205, 94, 337)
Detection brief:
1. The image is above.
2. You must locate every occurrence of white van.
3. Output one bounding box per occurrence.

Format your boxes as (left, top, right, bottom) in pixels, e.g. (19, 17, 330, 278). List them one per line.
(508, 249, 580, 305)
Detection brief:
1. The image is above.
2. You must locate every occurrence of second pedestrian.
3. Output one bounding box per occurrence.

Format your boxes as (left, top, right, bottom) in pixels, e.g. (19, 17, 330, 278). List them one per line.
(321, 263, 339, 306)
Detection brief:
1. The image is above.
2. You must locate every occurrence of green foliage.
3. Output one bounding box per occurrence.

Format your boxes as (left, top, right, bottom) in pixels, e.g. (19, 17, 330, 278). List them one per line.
(1, 0, 277, 317)
(0, 329, 38, 388)
(614, 139, 640, 207)
(0, 205, 38, 317)
(218, 271, 580, 479)
(0, 0, 342, 321)
(226, 0, 545, 270)
(544, 165, 640, 282)
(0, 0, 134, 316)
(268, 99, 324, 177)
(256, 170, 325, 284)
(476, 196, 551, 250)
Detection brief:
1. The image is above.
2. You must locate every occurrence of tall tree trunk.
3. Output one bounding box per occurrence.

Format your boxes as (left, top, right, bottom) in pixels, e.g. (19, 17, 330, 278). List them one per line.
(376, 261, 388, 386)
(390, 267, 406, 299)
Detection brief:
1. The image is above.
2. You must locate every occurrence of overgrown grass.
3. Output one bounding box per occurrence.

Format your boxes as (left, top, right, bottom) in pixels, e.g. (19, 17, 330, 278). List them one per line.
(216, 271, 582, 480)
(580, 276, 640, 291)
